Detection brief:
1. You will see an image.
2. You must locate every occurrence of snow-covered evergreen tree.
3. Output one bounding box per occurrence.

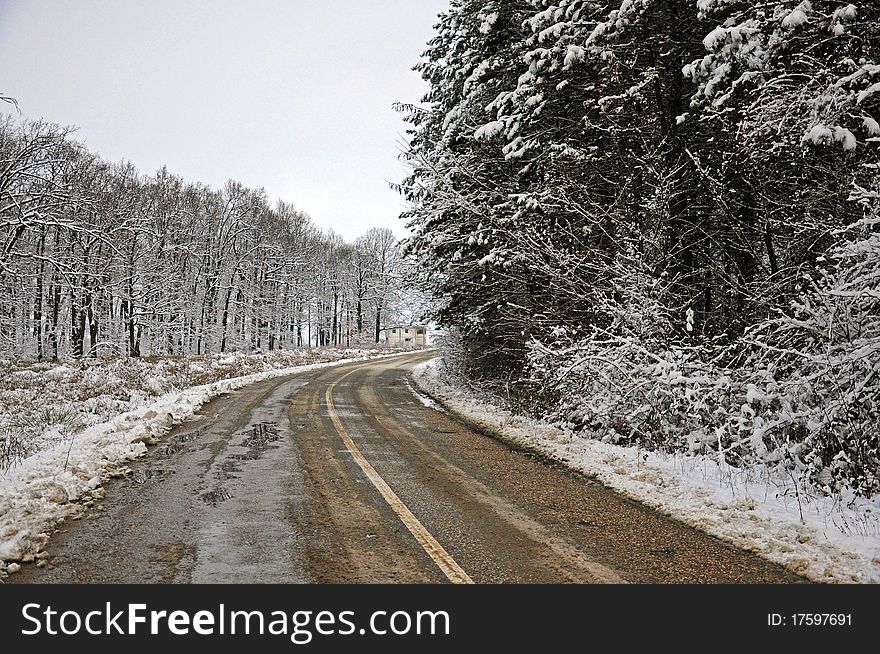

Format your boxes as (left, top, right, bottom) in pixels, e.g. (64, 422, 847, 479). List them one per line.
(400, 0, 880, 496)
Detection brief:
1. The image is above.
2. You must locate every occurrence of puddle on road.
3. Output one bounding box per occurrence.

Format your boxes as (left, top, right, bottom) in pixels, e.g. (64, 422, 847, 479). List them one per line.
(219, 459, 241, 480)
(156, 430, 199, 457)
(129, 468, 173, 485)
(211, 422, 283, 483)
(243, 422, 281, 448)
(201, 487, 232, 506)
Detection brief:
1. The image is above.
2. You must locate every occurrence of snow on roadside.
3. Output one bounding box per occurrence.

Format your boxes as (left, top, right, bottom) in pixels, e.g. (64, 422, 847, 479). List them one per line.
(412, 358, 880, 583)
(0, 349, 407, 576)
(0, 348, 398, 461)
(403, 379, 448, 414)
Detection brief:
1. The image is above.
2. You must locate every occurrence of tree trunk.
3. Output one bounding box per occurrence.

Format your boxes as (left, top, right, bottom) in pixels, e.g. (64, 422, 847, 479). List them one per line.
(71, 298, 86, 358)
(220, 285, 234, 352)
(34, 227, 46, 360)
(87, 291, 99, 357)
(332, 291, 338, 346)
(375, 302, 382, 343)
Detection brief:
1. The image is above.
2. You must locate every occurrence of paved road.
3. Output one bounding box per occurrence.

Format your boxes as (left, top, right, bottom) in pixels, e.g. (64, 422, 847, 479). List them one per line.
(13, 352, 805, 583)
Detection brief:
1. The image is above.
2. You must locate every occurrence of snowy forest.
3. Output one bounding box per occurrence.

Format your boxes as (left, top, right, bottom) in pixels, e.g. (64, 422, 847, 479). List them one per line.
(400, 1, 880, 497)
(0, 113, 407, 360)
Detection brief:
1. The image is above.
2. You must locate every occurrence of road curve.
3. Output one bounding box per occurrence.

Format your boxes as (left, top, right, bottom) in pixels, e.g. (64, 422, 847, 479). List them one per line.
(12, 352, 805, 584)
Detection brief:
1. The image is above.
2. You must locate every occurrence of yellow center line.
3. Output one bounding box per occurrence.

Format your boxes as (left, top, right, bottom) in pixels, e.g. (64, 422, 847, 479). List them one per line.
(325, 366, 474, 585)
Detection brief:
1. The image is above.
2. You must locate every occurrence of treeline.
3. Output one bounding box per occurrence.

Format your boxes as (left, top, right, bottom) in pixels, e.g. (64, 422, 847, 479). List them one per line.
(0, 116, 402, 359)
(401, 1, 879, 495)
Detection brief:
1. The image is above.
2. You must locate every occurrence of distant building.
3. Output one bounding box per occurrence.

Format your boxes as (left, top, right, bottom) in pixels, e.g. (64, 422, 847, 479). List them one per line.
(385, 325, 427, 348)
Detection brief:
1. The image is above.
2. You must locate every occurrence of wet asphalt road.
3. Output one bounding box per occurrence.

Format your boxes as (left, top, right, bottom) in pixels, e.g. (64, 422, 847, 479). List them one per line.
(12, 352, 805, 584)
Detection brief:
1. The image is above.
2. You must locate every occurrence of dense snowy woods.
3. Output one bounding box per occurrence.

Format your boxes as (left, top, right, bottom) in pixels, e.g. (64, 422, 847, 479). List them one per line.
(0, 117, 407, 359)
(401, 1, 880, 496)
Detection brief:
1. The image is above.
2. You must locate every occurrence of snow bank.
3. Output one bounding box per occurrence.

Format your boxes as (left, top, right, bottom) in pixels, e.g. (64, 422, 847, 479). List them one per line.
(0, 349, 406, 575)
(412, 359, 880, 584)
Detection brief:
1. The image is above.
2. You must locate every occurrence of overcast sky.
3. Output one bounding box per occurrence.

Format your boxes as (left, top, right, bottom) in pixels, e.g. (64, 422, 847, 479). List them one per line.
(0, 0, 448, 240)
